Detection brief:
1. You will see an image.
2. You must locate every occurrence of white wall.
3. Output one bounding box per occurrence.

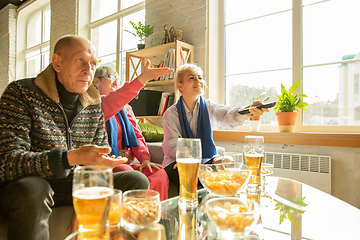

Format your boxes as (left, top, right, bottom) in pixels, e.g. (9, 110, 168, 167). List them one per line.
(145, 0, 207, 86)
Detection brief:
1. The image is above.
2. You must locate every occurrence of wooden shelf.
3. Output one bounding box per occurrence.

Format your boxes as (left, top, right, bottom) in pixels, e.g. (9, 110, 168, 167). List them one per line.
(126, 41, 194, 58)
(146, 79, 174, 86)
(136, 116, 163, 126)
(127, 41, 194, 123)
(212, 130, 360, 148)
(126, 40, 194, 103)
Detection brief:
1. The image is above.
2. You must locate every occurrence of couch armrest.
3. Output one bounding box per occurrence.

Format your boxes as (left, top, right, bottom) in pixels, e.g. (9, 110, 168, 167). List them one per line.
(147, 142, 164, 165)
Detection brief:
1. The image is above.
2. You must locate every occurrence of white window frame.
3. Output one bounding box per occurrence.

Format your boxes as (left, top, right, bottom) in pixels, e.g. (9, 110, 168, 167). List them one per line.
(86, 1, 145, 82)
(16, 0, 50, 80)
(209, 0, 360, 133)
(24, 4, 50, 78)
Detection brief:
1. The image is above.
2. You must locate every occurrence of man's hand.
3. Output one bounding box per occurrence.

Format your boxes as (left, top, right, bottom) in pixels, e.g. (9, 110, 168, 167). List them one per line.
(139, 159, 162, 173)
(137, 59, 174, 85)
(67, 145, 127, 167)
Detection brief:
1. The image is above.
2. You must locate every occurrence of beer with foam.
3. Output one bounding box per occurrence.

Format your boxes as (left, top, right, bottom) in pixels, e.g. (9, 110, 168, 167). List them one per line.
(73, 187, 113, 240)
(177, 158, 201, 208)
(245, 154, 264, 185)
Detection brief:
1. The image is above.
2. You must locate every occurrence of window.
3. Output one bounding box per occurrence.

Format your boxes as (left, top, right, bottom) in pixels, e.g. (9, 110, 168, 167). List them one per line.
(224, 0, 360, 131)
(25, 5, 50, 78)
(89, 0, 145, 85)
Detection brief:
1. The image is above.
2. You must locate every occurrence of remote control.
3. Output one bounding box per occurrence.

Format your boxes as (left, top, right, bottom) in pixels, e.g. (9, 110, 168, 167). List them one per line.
(238, 101, 276, 115)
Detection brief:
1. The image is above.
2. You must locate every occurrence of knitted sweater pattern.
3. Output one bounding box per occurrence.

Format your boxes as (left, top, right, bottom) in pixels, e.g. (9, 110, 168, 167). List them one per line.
(0, 64, 108, 185)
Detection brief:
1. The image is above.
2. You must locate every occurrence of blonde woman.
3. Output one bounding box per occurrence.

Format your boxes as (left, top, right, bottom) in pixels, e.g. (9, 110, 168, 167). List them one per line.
(162, 64, 268, 191)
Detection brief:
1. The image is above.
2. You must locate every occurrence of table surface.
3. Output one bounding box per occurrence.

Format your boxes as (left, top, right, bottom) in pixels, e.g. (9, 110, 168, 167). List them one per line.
(156, 176, 360, 240)
(67, 176, 360, 240)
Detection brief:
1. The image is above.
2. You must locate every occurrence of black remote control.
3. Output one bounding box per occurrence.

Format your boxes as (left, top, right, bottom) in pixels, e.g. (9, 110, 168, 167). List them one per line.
(238, 101, 276, 115)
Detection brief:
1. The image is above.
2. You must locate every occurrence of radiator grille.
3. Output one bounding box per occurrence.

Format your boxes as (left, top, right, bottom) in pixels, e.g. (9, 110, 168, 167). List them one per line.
(241, 152, 331, 174)
(239, 151, 332, 193)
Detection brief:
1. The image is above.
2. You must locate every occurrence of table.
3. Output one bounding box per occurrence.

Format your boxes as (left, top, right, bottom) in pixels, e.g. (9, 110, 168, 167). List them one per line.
(156, 176, 360, 240)
(67, 177, 360, 239)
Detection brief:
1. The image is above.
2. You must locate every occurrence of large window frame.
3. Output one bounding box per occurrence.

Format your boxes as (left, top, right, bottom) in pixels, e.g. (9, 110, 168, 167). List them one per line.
(214, 0, 360, 133)
(87, 1, 145, 84)
(23, 4, 51, 78)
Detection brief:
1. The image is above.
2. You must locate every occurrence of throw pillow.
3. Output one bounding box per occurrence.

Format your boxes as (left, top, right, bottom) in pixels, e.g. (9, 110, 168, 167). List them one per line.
(138, 123, 164, 142)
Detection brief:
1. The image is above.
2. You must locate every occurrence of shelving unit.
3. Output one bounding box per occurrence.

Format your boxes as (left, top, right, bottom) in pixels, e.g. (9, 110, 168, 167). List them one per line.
(126, 40, 194, 126)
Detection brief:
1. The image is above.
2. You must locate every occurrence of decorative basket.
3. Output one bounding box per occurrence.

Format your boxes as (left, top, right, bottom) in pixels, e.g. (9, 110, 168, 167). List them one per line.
(169, 27, 183, 42)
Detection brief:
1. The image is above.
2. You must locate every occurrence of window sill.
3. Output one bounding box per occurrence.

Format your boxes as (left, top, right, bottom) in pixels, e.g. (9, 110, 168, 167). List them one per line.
(212, 130, 360, 148)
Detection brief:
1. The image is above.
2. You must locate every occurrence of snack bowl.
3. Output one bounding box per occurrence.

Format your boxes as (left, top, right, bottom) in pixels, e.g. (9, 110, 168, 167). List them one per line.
(121, 189, 161, 230)
(205, 197, 260, 237)
(198, 163, 252, 196)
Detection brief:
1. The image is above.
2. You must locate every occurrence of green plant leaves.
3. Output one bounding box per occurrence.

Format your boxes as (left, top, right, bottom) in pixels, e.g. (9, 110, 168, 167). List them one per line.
(124, 21, 154, 42)
(274, 81, 308, 112)
(274, 196, 308, 227)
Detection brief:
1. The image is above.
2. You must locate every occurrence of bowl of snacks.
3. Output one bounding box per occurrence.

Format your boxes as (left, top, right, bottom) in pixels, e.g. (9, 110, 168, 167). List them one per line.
(122, 189, 161, 229)
(198, 163, 252, 196)
(205, 197, 260, 237)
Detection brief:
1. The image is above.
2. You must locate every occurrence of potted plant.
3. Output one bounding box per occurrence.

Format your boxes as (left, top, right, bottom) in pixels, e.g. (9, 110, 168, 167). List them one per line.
(274, 81, 308, 132)
(125, 21, 154, 50)
(249, 92, 269, 132)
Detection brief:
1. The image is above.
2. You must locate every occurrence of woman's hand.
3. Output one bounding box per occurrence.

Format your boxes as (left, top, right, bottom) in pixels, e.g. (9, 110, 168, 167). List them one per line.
(139, 159, 162, 173)
(247, 100, 270, 117)
(137, 59, 173, 85)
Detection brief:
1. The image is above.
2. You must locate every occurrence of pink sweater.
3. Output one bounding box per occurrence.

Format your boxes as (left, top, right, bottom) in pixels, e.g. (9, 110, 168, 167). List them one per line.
(100, 78, 150, 163)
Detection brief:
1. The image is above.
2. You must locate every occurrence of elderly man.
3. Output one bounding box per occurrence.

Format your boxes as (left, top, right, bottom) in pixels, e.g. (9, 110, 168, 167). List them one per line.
(0, 35, 169, 240)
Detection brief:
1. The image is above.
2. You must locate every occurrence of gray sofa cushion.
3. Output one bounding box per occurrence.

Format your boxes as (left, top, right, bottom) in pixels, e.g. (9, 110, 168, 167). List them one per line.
(147, 142, 164, 165)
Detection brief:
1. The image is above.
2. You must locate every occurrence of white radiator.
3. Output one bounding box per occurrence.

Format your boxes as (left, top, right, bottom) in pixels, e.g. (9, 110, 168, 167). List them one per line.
(241, 152, 331, 194)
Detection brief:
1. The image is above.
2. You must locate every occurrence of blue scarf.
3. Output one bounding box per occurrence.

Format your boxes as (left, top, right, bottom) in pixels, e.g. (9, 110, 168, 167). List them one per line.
(105, 108, 138, 157)
(176, 96, 217, 160)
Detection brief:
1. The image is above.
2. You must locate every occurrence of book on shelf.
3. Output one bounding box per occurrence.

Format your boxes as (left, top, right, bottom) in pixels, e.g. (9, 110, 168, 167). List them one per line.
(165, 94, 175, 110)
(161, 94, 175, 116)
(157, 93, 175, 116)
(161, 97, 169, 116)
(157, 92, 171, 116)
(160, 48, 175, 80)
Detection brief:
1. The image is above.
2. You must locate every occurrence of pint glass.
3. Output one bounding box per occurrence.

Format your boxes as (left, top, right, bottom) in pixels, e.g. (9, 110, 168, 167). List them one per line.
(176, 138, 201, 209)
(243, 136, 264, 186)
(73, 166, 114, 240)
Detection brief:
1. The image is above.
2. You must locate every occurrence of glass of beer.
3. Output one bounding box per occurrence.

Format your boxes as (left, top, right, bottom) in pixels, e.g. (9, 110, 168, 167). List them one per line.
(108, 189, 122, 240)
(73, 166, 114, 240)
(243, 136, 264, 187)
(176, 138, 202, 209)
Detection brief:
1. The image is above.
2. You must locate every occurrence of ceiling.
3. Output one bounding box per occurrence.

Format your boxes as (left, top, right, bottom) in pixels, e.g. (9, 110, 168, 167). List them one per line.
(0, 0, 31, 11)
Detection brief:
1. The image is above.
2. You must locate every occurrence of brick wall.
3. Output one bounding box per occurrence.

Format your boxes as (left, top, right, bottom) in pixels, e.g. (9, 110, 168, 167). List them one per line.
(0, 4, 17, 95)
(50, 0, 78, 54)
(145, 0, 206, 72)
